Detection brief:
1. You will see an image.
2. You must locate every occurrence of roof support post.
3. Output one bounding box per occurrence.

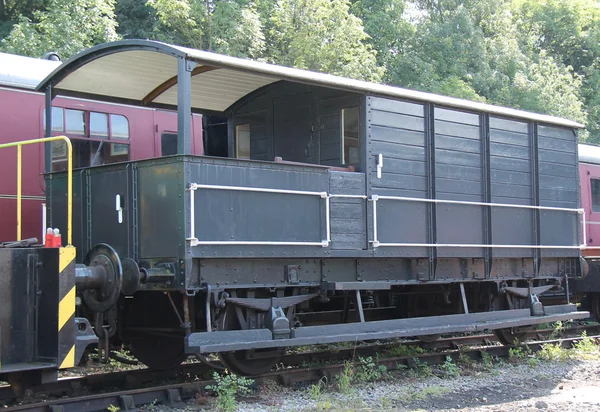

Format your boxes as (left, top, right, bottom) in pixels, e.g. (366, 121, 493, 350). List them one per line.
(177, 57, 196, 155)
(44, 84, 54, 173)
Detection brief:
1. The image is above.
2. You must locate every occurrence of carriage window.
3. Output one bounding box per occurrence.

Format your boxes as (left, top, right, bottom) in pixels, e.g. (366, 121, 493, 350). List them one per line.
(161, 132, 178, 156)
(110, 114, 129, 139)
(592, 179, 600, 212)
(65, 109, 86, 135)
(236, 123, 251, 159)
(342, 107, 359, 164)
(43, 107, 64, 132)
(90, 112, 108, 138)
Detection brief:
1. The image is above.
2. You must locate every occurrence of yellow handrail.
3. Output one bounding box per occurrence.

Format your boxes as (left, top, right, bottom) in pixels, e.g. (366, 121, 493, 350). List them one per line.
(0, 136, 72, 245)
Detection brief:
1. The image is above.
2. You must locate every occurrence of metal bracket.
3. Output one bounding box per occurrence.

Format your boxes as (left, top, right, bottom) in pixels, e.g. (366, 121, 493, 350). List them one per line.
(529, 294, 545, 316)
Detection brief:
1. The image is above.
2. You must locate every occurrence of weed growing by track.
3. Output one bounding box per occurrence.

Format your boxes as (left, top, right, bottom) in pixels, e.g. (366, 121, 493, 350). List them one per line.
(205, 370, 254, 412)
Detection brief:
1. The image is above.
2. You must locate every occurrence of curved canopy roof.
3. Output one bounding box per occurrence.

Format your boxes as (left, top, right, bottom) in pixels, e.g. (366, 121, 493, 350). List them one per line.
(38, 39, 584, 128)
(0, 52, 60, 90)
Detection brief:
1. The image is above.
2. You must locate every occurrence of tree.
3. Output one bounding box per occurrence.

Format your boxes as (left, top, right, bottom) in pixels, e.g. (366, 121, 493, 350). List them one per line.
(115, 0, 157, 40)
(267, 0, 384, 81)
(0, 0, 119, 59)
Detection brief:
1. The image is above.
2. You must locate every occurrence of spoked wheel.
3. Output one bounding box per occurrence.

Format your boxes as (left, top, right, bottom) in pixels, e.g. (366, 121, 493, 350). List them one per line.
(494, 327, 533, 345)
(129, 335, 187, 370)
(217, 305, 282, 376)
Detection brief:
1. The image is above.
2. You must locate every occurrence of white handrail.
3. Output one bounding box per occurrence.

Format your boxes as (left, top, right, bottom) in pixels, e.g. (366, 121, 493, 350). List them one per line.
(370, 195, 585, 249)
(186, 183, 330, 247)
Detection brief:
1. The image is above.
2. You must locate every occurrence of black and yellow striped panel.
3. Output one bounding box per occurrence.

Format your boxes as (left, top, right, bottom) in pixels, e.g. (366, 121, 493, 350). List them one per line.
(58, 246, 76, 369)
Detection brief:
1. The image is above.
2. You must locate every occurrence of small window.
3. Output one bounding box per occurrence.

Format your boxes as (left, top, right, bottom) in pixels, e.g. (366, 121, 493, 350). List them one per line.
(51, 140, 67, 160)
(161, 132, 178, 156)
(592, 179, 600, 212)
(65, 109, 86, 135)
(236, 123, 251, 159)
(342, 107, 360, 164)
(43, 107, 64, 132)
(111, 114, 129, 139)
(90, 112, 108, 138)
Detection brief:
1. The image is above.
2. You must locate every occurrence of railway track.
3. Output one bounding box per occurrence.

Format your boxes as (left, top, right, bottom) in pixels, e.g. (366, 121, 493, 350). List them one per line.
(3, 323, 599, 411)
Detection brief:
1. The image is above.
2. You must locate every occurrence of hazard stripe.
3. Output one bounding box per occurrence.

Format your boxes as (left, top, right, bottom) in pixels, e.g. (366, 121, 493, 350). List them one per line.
(59, 345, 75, 369)
(58, 246, 76, 370)
(58, 286, 76, 330)
(59, 246, 76, 273)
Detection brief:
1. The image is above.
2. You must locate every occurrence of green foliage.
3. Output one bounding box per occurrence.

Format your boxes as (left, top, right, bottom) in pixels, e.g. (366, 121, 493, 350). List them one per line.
(0, 0, 119, 59)
(355, 356, 387, 382)
(205, 370, 254, 412)
(571, 331, 600, 360)
(440, 356, 460, 377)
(268, 0, 384, 81)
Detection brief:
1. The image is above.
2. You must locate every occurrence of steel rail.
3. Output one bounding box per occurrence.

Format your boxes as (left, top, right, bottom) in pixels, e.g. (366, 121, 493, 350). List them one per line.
(6, 331, 599, 411)
(2, 323, 598, 411)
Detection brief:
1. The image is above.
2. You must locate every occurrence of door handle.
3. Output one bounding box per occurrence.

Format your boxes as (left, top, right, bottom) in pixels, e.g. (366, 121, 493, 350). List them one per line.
(376, 154, 383, 179)
(115, 194, 123, 224)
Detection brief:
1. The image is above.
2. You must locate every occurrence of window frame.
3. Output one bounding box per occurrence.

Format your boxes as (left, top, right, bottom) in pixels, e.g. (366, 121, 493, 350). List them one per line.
(341, 106, 360, 165)
(235, 123, 251, 160)
(591, 178, 600, 213)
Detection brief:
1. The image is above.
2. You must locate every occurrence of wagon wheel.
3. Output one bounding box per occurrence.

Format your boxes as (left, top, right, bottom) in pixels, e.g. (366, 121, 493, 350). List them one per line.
(217, 305, 282, 376)
(494, 327, 533, 345)
(124, 292, 188, 370)
(129, 334, 187, 370)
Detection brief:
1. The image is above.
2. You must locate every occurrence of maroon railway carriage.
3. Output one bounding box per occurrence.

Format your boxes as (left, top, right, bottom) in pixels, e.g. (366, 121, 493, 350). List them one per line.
(0, 51, 205, 243)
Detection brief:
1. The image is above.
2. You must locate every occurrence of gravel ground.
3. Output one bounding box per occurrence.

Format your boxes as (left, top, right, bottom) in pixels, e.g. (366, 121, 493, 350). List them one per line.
(141, 355, 600, 412)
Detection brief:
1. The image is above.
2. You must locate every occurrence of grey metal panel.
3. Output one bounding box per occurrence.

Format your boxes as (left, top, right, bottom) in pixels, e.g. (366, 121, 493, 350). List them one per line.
(186, 157, 331, 258)
(370, 110, 424, 131)
(436, 178, 483, 196)
(370, 140, 425, 161)
(435, 120, 480, 140)
(89, 167, 132, 259)
(492, 209, 534, 253)
(372, 173, 427, 191)
(369, 97, 424, 117)
(137, 162, 183, 259)
(436, 134, 481, 153)
(371, 126, 424, 147)
(490, 142, 530, 159)
(274, 93, 314, 163)
(436, 164, 482, 182)
(382, 158, 426, 177)
(538, 125, 575, 140)
(434, 107, 479, 125)
(329, 171, 366, 250)
(538, 136, 576, 153)
(489, 116, 533, 258)
(490, 156, 531, 173)
(539, 162, 576, 178)
(491, 170, 531, 186)
(490, 183, 531, 199)
(320, 143, 340, 161)
(538, 148, 577, 165)
(489, 129, 529, 147)
(435, 149, 480, 166)
(376, 199, 428, 246)
(436, 205, 484, 257)
(489, 117, 529, 133)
